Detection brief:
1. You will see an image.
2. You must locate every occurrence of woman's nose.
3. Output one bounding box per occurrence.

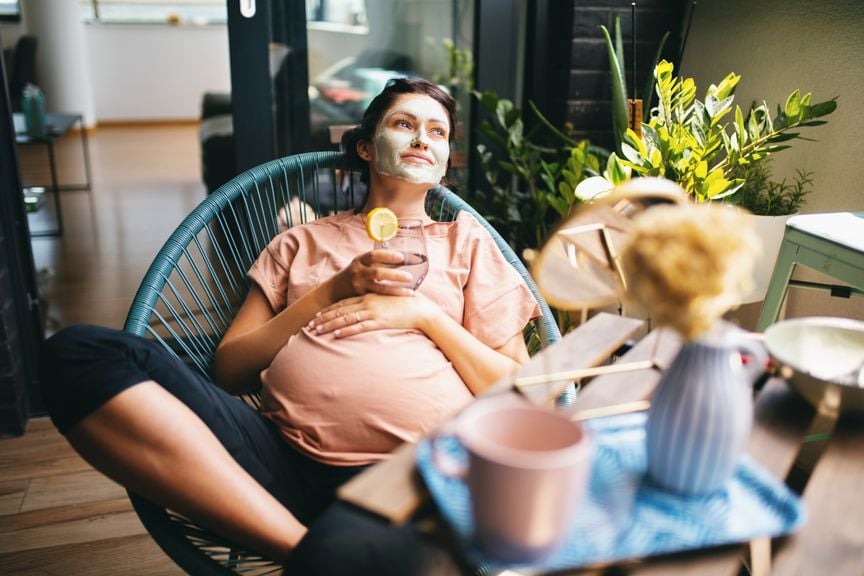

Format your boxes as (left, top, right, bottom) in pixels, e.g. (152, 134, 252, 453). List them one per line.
(411, 135, 429, 149)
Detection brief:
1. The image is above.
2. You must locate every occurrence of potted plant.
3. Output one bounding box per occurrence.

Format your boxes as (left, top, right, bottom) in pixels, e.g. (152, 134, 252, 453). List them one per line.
(469, 90, 608, 257)
(572, 59, 836, 305)
(616, 60, 835, 200)
(727, 159, 815, 302)
(578, 60, 836, 201)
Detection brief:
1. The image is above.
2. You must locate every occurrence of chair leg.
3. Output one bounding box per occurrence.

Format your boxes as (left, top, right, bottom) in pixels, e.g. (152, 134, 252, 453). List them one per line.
(756, 238, 798, 331)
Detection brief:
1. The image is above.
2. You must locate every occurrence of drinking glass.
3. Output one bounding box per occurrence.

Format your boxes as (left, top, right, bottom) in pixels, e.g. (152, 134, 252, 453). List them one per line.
(374, 218, 429, 289)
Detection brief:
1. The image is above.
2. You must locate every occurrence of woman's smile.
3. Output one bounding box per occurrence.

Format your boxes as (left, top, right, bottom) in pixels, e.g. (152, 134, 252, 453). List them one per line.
(401, 152, 435, 166)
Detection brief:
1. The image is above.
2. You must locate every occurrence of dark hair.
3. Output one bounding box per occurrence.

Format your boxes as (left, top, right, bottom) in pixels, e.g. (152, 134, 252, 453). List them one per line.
(341, 77, 457, 185)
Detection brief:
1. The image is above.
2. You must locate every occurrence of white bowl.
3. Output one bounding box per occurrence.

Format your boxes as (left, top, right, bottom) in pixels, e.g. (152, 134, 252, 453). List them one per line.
(764, 317, 864, 414)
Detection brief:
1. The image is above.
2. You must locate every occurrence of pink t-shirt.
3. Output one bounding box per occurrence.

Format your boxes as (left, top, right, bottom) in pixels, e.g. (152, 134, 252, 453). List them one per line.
(247, 210, 540, 466)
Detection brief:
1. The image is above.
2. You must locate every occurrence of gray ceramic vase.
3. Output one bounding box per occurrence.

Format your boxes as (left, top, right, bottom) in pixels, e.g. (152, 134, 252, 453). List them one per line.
(646, 325, 767, 495)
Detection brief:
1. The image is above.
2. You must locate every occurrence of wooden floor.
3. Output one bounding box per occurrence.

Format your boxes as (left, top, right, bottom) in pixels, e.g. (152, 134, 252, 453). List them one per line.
(0, 124, 205, 574)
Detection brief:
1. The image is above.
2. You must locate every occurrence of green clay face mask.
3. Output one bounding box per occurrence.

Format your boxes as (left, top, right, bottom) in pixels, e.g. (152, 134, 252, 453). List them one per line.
(373, 95, 450, 186)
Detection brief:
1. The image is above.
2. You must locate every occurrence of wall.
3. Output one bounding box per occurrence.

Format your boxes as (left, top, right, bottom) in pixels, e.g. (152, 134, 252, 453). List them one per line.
(3, 18, 231, 122)
(86, 24, 230, 121)
(25, 0, 96, 126)
(681, 0, 864, 324)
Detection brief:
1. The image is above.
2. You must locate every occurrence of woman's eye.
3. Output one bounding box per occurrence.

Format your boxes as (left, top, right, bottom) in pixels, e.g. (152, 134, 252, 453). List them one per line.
(394, 119, 412, 128)
(431, 128, 447, 137)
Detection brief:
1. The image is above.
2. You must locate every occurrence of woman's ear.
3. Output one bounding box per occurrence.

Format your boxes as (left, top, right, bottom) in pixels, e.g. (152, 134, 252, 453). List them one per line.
(356, 139, 373, 162)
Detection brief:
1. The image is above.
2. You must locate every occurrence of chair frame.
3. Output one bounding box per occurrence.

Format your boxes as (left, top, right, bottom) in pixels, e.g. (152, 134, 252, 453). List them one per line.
(123, 151, 562, 574)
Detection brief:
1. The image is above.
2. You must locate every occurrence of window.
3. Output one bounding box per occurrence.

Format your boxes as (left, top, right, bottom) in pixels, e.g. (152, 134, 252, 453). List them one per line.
(79, 0, 227, 25)
(306, 0, 367, 28)
(0, 0, 21, 23)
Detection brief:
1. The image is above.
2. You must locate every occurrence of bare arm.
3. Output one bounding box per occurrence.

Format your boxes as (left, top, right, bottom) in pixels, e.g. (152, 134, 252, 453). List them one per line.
(310, 294, 530, 395)
(419, 308, 529, 395)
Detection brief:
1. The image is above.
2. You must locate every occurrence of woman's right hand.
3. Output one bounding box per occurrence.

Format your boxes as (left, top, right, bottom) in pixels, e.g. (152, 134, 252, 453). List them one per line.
(331, 250, 416, 299)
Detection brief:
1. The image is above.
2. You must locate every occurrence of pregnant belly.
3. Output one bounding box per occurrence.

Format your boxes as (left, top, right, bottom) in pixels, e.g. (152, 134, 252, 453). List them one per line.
(260, 327, 473, 465)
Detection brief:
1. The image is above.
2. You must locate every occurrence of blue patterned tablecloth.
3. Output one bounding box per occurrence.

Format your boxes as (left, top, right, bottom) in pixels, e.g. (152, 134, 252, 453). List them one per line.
(415, 411, 805, 573)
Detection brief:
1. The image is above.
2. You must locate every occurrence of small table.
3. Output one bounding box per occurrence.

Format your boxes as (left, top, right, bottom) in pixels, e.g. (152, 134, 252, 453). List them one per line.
(338, 312, 864, 575)
(756, 212, 864, 331)
(14, 112, 93, 237)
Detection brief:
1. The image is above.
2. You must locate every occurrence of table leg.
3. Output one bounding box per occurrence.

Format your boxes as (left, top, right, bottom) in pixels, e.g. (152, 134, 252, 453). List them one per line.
(78, 114, 92, 190)
(756, 236, 797, 331)
(30, 139, 63, 237)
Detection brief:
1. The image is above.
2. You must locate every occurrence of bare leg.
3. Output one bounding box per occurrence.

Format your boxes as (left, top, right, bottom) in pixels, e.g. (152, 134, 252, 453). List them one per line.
(66, 380, 306, 563)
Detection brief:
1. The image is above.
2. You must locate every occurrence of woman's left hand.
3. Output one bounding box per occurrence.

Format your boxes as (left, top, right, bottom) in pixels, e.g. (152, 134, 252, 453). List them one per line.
(307, 293, 437, 337)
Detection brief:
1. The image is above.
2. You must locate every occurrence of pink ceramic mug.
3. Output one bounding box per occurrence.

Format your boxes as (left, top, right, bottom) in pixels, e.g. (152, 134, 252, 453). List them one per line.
(432, 394, 594, 563)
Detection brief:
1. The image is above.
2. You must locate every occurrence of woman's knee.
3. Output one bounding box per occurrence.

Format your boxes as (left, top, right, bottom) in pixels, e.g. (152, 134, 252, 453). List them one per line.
(40, 325, 150, 434)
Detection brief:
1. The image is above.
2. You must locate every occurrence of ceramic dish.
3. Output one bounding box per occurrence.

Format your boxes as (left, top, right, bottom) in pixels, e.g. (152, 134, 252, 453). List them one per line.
(764, 317, 864, 414)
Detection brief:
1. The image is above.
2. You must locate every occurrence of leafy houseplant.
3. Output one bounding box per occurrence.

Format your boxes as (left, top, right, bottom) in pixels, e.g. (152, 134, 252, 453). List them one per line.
(727, 159, 813, 216)
(470, 90, 608, 257)
(602, 60, 837, 203)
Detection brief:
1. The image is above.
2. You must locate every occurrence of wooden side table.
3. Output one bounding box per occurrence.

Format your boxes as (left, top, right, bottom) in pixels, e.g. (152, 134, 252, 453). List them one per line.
(756, 212, 864, 331)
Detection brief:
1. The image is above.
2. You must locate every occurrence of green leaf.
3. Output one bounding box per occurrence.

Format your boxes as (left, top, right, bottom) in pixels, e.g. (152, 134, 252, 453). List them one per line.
(809, 99, 838, 118)
(695, 160, 708, 179)
(601, 25, 629, 149)
(478, 90, 498, 113)
(712, 71, 740, 100)
(548, 196, 569, 218)
(707, 95, 735, 125)
(478, 123, 506, 148)
(606, 153, 631, 185)
(508, 119, 524, 148)
(620, 142, 644, 165)
(504, 106, 522, 127)
(499, 161, 518, 175)
(734, 105, 746, 143)
(784, 89, 802, 121)
(612, 14, 625, 86)
(496, 99, 514, 128)
(710, 179, 745, 200)
(705, 172, 730, 199)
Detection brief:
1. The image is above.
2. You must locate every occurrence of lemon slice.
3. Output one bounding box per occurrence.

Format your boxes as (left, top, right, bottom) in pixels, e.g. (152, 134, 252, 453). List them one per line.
(365, 207, 399, 242)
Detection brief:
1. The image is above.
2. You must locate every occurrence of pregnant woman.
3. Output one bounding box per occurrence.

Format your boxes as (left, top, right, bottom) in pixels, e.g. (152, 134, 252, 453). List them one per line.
(41, 77, 540, 574)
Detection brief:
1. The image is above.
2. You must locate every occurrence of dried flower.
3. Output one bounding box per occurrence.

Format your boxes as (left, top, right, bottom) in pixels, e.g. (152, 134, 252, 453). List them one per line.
(620, 203, 760, 340)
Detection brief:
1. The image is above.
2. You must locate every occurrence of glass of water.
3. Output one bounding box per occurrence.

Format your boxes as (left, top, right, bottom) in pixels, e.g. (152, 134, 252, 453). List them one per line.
(374, 219, 429, 289)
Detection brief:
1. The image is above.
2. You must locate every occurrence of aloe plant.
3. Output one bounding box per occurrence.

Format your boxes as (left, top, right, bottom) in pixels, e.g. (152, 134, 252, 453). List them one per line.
(612, 60, 837, 202)
(600, 14, 670, 151)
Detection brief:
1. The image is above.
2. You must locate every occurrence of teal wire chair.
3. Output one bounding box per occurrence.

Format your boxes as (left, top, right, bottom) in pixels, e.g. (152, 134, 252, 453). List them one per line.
(123, 151, 564, 575)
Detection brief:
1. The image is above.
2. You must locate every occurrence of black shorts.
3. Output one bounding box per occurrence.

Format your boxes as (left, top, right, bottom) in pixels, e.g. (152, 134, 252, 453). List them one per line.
(40, 325, 461, 575)
(39, 324, 364, 523)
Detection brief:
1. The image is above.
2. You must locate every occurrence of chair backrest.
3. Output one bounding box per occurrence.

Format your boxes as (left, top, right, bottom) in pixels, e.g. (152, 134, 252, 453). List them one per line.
(123, 151, 564, 401)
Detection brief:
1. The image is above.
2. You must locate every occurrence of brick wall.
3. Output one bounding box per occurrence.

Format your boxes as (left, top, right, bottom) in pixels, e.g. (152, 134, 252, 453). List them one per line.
(560, 0, 687, 151)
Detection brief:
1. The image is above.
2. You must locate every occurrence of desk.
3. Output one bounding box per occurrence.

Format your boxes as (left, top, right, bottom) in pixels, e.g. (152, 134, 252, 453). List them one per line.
(339, 312, 864, 575)
(14, 112, 92, 237)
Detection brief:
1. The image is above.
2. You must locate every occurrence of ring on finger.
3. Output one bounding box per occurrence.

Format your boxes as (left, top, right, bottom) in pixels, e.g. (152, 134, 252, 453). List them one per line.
(354, 311, 361, 324)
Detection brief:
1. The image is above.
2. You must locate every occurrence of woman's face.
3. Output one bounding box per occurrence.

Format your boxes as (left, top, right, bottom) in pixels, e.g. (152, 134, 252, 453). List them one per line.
(367, 94, 451, 187)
